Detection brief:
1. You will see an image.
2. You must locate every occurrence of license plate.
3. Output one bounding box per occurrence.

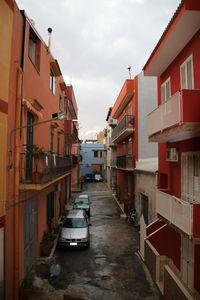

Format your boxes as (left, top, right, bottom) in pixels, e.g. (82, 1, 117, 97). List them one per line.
(70, 242, 77, 246)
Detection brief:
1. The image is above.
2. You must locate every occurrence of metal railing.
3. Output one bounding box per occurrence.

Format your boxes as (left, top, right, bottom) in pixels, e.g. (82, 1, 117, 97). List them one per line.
(156, 189, 192, 236)
(20, 153, 72, 184)
(112, 115, 134, 141)
(116, 155, 135, 169)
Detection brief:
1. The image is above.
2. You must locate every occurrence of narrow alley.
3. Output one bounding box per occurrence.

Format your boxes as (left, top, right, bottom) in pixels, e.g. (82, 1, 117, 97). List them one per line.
(31, 182, 161, 300)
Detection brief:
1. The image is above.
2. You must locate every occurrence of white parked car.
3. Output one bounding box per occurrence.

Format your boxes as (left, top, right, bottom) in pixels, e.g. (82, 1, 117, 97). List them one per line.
(59, 209, 91, 248)
(94, 174, 103, 182)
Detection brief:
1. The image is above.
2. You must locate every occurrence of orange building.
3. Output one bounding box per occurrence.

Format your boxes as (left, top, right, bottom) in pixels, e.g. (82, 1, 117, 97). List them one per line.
(4, 2, 79, 299)
(0, 1, 14, 298)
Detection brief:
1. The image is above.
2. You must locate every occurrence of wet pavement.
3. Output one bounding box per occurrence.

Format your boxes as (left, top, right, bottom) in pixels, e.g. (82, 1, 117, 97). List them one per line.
(31, 182, 161, 299)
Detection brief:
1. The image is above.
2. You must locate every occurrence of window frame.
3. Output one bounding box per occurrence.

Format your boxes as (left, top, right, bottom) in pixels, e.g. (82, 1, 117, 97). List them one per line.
(180, 54, 194, 90)
(50, 69, 56, 95)
(181, 151, 200, 204)
(161, 77, 171, 103)
(28, 27, 41, 71)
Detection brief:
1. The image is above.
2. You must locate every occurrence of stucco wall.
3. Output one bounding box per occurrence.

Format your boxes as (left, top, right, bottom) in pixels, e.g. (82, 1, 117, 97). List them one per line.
(138, 72, 158, 160)
(80, 143, 104, 176)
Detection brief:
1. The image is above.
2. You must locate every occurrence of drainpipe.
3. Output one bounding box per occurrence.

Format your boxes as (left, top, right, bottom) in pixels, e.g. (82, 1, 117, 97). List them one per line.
(13, 10, 26, 299)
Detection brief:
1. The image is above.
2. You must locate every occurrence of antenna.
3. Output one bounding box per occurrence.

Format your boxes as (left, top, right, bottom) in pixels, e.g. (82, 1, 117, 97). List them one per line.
(47, 27, 52, 52)
(127, 65, 132, 79)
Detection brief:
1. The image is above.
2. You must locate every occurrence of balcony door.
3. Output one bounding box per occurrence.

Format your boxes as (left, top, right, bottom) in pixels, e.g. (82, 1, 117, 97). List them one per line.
(181, 235, 194, 290)
(26, 111, 34, 181)
(181, 152, 200, 203)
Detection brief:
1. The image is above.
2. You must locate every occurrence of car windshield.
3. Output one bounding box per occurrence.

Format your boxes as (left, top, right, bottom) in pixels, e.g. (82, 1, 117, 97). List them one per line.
(74, 198, 89, 204)
(63, 218, 87, 228)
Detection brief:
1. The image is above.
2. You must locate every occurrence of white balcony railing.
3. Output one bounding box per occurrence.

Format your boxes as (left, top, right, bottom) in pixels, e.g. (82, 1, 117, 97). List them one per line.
(156, 189, 192, 236)
(148, 92, 181, 136)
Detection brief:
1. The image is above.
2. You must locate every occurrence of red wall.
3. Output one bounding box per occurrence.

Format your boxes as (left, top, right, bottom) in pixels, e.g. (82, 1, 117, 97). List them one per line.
(148, 225, 181, 270)
(158, 30, 200, 198)
(159, 29, 200, 105)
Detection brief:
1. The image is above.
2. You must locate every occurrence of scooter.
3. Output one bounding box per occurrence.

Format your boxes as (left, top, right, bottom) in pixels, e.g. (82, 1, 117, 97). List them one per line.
(127, 209, 138, 227)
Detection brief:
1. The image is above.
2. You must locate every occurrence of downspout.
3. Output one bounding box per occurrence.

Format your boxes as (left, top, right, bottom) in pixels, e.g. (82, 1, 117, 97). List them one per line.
(14, 10, 26, 299)
(14, 66, 22, 299)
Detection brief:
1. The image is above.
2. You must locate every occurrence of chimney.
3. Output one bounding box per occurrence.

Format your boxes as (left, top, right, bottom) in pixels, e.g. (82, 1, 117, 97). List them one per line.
(47, 27, 52, 52)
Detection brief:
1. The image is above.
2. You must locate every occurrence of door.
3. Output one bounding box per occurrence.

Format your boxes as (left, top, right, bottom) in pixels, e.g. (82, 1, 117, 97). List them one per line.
(92, 164, 101, 174)
(26, 112, 34, 181)
(47, 192, 55, 231)
(24, 200, 37, 274)
(181, 235, 194, 290)
(182, 152, 200, 203)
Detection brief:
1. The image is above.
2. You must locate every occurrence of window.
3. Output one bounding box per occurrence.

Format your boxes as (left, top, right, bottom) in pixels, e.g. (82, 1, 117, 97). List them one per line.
(128, 102, 132, 115)
(182, 152, 200, 203)
(180, 55, 194, 90)
(161, 78, 171, 103)
(28, 27, 40, 70)
(59, 95, 62, 111)
(50, 128, 54, 153)
(50, 70, 56, 95)
(94, 151, 98, 158)
(125, 175, 132, 194)
(57, 135, 60, 155)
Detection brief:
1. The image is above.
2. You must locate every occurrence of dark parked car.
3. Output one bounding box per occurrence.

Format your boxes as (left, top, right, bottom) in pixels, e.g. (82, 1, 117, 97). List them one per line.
(85, 173, 94, 182)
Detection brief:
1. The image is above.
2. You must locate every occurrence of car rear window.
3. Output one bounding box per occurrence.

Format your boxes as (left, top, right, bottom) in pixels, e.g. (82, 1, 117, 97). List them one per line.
(74, 198, 89, 204)
(63, 218, 87, 228)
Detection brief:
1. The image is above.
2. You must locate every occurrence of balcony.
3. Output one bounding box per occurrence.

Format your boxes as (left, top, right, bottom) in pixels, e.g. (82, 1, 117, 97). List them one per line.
(19, 154, 72, 190)
(112, 115, 135, 143)
(116, 155, 135, 170)
(65, 120, 79, 143)
(108, 137, 116, 147)
(112, 80, 134, 119)
(156, 189, 200, 238)
(148, 89, 200, 142)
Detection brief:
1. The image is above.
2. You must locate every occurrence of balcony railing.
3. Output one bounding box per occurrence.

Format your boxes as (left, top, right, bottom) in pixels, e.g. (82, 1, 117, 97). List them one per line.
(156, 189, 200, 238)
(65, 120, 79, 143)
(116, 155, 135, 170)
(148, 89, 200, 141)
(20, 153, 72, 185)
(112, 115, 134, 143)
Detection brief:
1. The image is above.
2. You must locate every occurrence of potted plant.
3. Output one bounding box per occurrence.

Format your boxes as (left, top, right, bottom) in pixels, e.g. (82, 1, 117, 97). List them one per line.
(26, 144, 46, 183)
(40, 230, 56, 257)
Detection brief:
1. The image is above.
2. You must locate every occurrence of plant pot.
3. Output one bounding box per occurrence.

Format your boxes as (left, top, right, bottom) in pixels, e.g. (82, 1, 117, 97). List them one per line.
(31, 172, 42, 184)
(19, 288, 32, 300)
(40, 240, 54, 257)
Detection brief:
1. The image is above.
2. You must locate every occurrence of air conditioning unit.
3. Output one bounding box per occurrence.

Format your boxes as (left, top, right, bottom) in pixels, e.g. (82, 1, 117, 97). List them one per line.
(166, 148, 178, 162)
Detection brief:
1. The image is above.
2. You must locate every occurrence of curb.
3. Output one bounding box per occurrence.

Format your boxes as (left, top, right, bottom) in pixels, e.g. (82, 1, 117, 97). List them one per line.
(112, 193, 126, 218)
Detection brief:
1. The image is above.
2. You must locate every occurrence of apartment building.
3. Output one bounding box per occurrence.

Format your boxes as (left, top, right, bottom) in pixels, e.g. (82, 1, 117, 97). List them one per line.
(143, 0, 200, 298)
(80, 141, 105, 178)
(3, 2, 79, 299)
(0, 1, 14, 298)
(109, 73, 157, 225)
(105, 107, 117, 189)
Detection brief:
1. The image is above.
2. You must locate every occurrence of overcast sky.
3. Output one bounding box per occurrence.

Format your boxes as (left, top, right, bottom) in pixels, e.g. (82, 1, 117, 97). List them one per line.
(16, 0, 180, 140)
